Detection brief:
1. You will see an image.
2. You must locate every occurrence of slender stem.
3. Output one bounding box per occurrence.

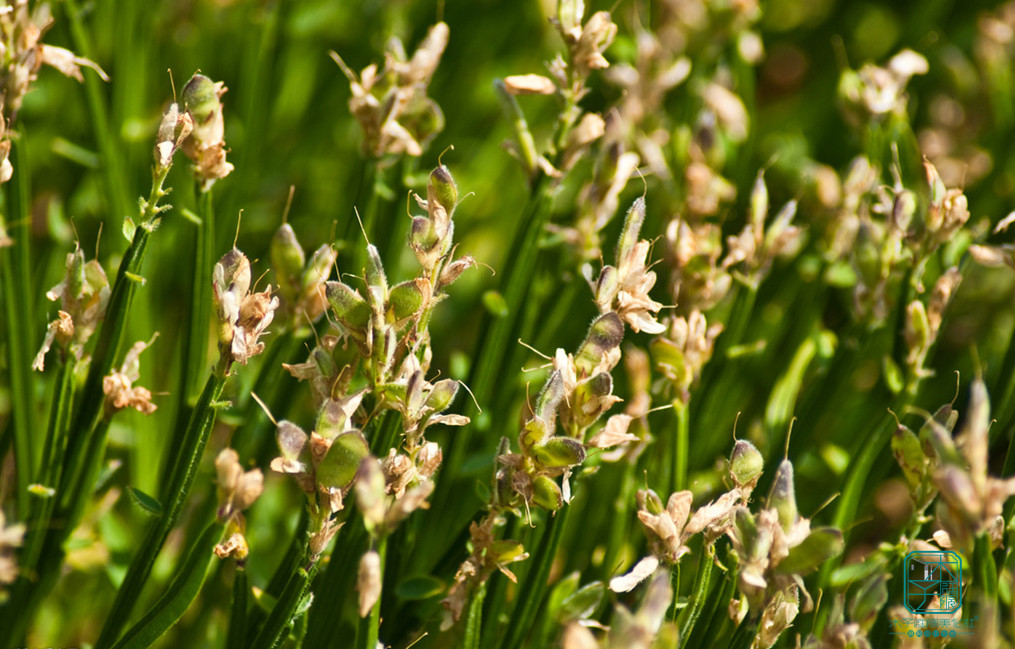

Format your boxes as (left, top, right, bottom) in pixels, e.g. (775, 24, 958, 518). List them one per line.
(672, 400, 690, 494)
(677, 549, 713, 647)
(109, 521, 225, 649)
(95, 361, 229, 649)
(228, 567, 249, 649)
(21, 355, 76, 573)
(463, 580, 487, 649)
(500, 506, 569, 649)
(2, 136, 36, 518)
(183, 189, 216, 401)
(251, 563, 317, 649)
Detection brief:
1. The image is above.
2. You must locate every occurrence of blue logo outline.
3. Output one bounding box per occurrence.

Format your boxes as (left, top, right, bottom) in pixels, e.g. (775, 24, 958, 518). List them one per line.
(904, 550, 963, 614)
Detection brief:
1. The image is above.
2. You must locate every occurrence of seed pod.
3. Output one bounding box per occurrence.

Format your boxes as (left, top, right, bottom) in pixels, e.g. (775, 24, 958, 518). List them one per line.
(729, 440, 764, 490)
(429, 165, 457, 210)
(325, 281, 370, 331)
(891, 424, 927, 489)
(271, 224, 306, 298)
(768, 460, 798, 531)
(532, 437, 586, 469)
(532, 475, 563, 511)
(616, 198, 646, 267)
(182, 74, 221, 124)
(317, 431, 370, 490)
(388, 278, 429, 324)
(425, 379, 459, 413)
(356, 458, 387, 534)
(749, 172, 768, 239)
(574, 313, 624, 376)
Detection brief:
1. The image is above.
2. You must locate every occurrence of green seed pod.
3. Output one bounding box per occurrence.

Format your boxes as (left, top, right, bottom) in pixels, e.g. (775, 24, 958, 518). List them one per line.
(768, 460, 798, 531)
(905, 300, 930, 357)
(365, 244, 388, 296)
(317, 431, 370, 489)
(429, 165, 458, 210)
(302, 244, 335, 291)
(729, 440, 764, 489)
(535, 371, 566, 423)
(182, 73, 221, 125)
(271, 224, 306, 294)
(355, 458, 387, 533)
(325, 281, 370, 330)
(388, 279, 427, 324)
(616, 198, 646, 267)
(532, 475, 563, 511)
(532, 437, 586, 469)
(425, 379, 458, 413)
(594, 265, 618, 308)
(66, 247, 87, 299)
(775, 527, 843, 575)
(575, 312, 624, 376)
(519, 417, 550, 452)
(410, 215, 439, 253)
(891, 424, 927, 489)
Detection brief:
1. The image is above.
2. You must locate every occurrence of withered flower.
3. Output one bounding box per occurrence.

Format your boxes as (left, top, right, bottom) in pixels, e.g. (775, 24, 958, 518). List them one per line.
(102, 337, 158, 416)
(212, 247, 279, 366)
(33, 245, 110, 371)
(332, 23, 449, 158)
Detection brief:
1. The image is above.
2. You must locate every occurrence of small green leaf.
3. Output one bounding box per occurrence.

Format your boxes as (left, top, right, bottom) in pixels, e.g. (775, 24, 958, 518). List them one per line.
(482, 290, 509, 317)
(28, 483, 56, 498)
(395, 575, 446, 601)
(776, 527, 843, 575)
(127, 486, 163, 517)
(122, 217, 137, 242)
(558, 581, 604, 622)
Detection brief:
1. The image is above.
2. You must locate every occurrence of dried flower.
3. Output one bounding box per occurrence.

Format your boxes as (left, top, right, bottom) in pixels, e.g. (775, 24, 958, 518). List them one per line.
(215, 448, 264, 521)
(332, 23, 449, 158)
(212, 247, 279, 366)
(102, 337, 158, 416)
(33, 245, 110, 371)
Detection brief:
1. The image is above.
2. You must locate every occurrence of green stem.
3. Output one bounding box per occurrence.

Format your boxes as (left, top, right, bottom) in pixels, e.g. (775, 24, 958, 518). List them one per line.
(183, 190, 216, 402)
(500, 506, 569, 649)
(21, 355, 76, 573)
(251, 563, 316, 649)
(1, 136, 36, 518)
(95, 361, 229, 649)
(228, 568, 249, 649)
(672, 400, 690, 494)
(359, 535, 388, 649)
(463, 580, 487, 649)
(109, 521, 225, 649)
(677, 549, 713, 647)
(974, 532, 998, 606)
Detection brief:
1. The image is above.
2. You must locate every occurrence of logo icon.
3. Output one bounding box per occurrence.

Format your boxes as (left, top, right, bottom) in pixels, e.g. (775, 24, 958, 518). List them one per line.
(904, 551, 962, 614)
